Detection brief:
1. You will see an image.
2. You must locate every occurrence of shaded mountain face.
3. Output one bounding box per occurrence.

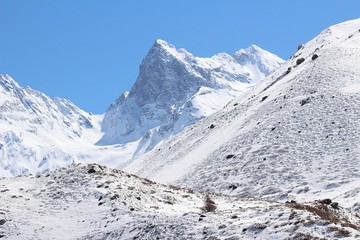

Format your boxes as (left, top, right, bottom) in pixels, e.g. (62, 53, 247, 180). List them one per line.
(0, 74, 103, 176)
(98, 40, 284, 158)
(123, 19, 360, 208)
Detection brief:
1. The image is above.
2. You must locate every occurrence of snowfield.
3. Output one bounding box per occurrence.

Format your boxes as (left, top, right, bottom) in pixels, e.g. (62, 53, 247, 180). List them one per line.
(1, 163, 360, 239)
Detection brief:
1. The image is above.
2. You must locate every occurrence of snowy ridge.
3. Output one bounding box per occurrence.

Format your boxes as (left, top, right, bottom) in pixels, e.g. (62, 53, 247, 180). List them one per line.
(98, 39, 284, 160)
(123, 19, 360, 209)
(0, 74, 131, 176)
(1, 163, 359, 239)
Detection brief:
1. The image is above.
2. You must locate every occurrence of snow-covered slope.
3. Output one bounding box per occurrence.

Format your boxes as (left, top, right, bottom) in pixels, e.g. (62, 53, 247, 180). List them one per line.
(1, 163, 359, 239)
(123, 19, 360, 208)
(98, 40, 284, 158)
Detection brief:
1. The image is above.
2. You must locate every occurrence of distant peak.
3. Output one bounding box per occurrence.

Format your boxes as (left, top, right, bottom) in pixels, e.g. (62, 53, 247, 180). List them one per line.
(153, 39, 176, 50)
(235, 44, 265, 56)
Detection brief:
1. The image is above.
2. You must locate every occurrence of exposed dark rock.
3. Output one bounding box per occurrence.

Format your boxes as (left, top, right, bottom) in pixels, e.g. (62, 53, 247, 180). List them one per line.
(296, 58, 305, 65)
(312, 54, 319, 60)
(87, 168, 96, 174)
(0, 219, 6, 225)
(226, 154, 235, 159)
(260, 96, 268, 102)
(319, 199, 332, 205)
(209, 124, 215, 129)
(331, 202, 339, 209)
(300, 97, 311, 106)
(228, 184, 238, 191)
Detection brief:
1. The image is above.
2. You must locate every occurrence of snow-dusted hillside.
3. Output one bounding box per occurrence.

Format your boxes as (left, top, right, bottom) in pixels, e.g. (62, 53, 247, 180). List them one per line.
(1, 163, 359, 239)
(98, 39, 284, 158)
(123, 19, 360, 209)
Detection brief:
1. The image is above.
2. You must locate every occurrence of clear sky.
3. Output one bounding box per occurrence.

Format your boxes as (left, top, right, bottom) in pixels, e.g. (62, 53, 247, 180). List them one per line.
(1, 0, 359, 114)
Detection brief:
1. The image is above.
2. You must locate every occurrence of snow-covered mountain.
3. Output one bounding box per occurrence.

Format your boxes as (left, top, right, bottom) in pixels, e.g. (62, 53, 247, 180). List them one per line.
(98, 39, 284, 158)
(1, 163, 359, 239)
(0, 41, 283, 176)
(0, 74, 105, 176)
(123, 19, 360, 210)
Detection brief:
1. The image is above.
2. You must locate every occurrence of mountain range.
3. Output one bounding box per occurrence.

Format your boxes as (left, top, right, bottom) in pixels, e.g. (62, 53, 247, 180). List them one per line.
(0, 41, 283, 176)
(1, 18, 360, 239)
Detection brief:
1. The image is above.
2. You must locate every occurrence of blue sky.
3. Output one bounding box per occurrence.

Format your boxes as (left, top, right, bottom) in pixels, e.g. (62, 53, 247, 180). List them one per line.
(1, 0, 360, 114)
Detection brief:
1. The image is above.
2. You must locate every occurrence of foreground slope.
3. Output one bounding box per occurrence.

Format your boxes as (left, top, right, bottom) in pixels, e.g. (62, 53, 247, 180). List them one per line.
(124, 19, 360, 207)
(1, 163, 359, 239)
(98, 40, 284, 158)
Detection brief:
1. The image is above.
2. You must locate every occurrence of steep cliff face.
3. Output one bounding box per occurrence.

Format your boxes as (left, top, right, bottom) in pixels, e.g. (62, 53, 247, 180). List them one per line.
(99, 39, 284, 157)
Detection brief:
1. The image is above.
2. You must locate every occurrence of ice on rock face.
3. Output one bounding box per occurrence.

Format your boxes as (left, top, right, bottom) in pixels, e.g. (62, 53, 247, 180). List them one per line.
(98, 39, 284, 157)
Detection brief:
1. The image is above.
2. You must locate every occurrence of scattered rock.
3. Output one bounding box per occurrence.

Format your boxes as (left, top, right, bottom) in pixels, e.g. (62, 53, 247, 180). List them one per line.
(331, 202, 339, 209)
(319, 199, 332, 205)
(260, 96, 268, 102)
(226, 154, 235, 159)
(300, 97, 311, 106)
(0, 219, 6, 225)
(312, 54, 319, 60)
(87, 168, 96, 174)
(285, 67, 291, 75)
(229, 184, 238, 190)
(231, 215, 238, 219)
(111, 194, 120, 200)
(209, 124, 215, 129)
(296, 58, 305, 65)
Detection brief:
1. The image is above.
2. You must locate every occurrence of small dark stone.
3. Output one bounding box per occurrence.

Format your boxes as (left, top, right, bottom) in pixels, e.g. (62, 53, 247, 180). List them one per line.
(228, 184, 238, 190)
(130, 207, 135, 211)
(271, 127, 276, 131)
(300, 97, 311, 106)
(319, 199, 332, 205)
(135, 196, 141, 201)
(0, 219, 6, 225)
(98, 202, 104, 206)
(111, 194, 119, 200)
(87, 168, 96, 174)
(200, 214, 206, 218)
(218, 224, 226, 229)
(260, 96, 268, 102)
(226, 154, 235, 159)
(312, 54, 319, 60)
(331, 202, 339, 209)
(285, 67, 291, 75)
(296, 58, 305, 65)
(209, 124, 215, 129)
(242, 228, 247, 232)
(231, 215, 238, 219)
(199, 218, 203, 221)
